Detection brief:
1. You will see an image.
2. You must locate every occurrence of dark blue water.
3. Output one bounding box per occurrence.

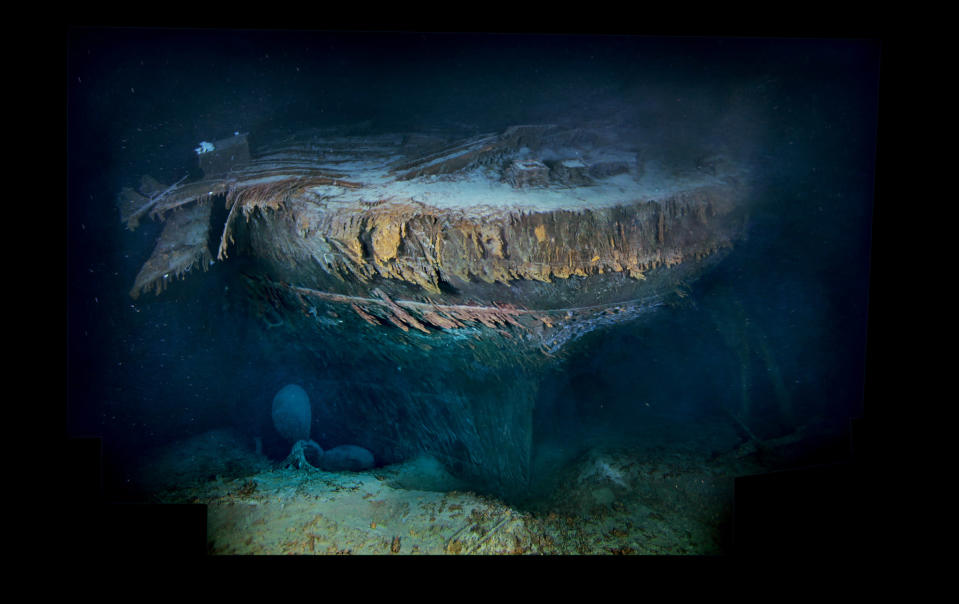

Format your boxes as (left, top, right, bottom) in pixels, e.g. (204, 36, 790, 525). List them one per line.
(66, 29, 879, 503)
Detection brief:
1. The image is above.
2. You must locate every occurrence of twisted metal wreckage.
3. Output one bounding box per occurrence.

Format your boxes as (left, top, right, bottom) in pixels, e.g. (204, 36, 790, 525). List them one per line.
(118, 123, 753, 497)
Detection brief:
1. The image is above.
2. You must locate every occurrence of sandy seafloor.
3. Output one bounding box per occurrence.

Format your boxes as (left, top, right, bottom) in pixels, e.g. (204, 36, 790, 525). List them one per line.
(133, 415, 810, 555)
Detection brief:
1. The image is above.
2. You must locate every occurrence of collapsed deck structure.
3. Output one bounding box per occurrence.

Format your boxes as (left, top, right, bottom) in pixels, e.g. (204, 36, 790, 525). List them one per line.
(118, 123, 752, 497)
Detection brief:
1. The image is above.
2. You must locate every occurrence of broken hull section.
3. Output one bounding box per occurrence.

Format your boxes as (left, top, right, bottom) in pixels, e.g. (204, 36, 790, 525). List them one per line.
(120, 125, 752, 498)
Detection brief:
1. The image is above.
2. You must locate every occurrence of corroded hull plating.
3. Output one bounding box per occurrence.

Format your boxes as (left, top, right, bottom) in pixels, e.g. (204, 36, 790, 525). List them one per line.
(119, 124, 752, 497)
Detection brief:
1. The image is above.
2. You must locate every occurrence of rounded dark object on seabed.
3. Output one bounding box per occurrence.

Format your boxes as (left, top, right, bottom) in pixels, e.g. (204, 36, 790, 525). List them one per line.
(321, 445, 375, 472)
(271, 384, 311, 443)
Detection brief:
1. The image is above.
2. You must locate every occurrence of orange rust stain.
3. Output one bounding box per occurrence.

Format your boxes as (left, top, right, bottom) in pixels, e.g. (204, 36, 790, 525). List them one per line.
(534, 224, 547, 243)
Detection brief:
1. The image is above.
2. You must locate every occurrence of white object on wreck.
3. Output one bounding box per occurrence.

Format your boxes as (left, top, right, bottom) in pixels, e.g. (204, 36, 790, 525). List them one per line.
(194, 141, 215, 155)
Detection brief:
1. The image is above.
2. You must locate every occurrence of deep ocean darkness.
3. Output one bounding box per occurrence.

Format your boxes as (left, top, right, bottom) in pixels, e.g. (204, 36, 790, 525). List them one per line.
(66, 29, 880, 507)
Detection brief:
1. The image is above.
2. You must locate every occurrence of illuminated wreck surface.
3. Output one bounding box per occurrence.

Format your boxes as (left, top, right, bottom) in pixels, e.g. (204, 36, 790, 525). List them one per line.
(67, 30, 878, 555)
(118, 121, 753, 499)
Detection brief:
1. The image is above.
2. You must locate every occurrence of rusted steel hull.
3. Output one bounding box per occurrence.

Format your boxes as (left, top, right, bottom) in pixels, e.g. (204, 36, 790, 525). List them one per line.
(119, 124, 752, 496)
